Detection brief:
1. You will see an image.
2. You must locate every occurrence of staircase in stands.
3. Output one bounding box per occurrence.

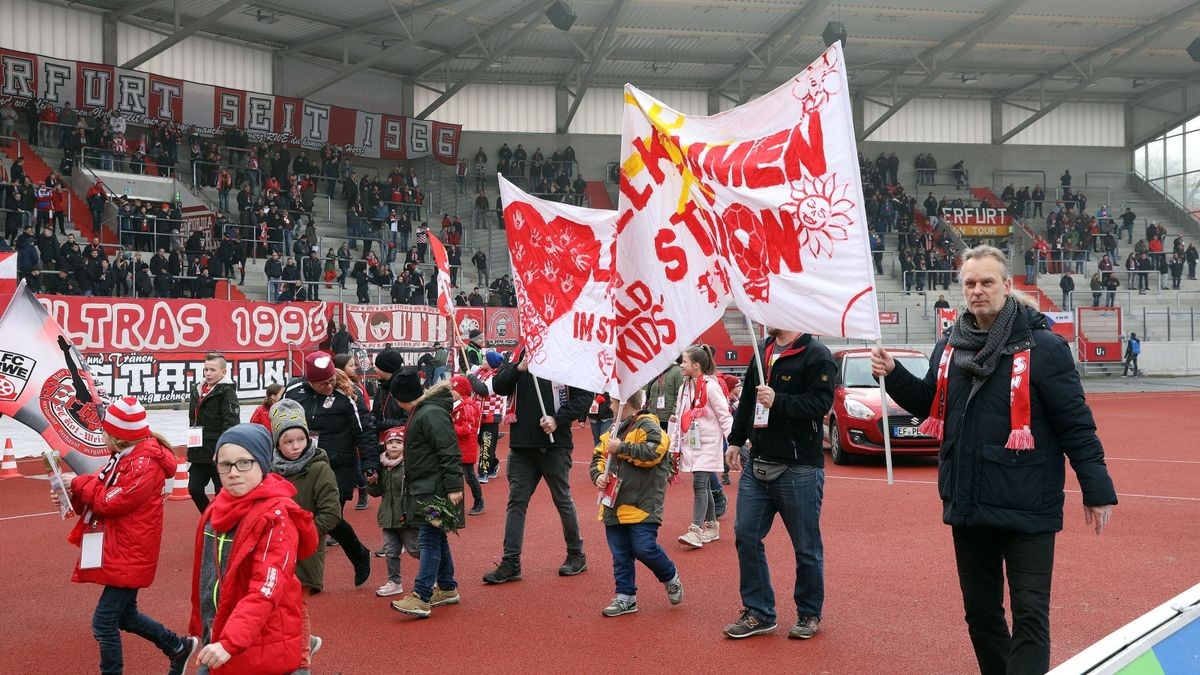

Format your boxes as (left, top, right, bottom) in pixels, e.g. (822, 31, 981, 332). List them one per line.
(0, 138, 98, 243)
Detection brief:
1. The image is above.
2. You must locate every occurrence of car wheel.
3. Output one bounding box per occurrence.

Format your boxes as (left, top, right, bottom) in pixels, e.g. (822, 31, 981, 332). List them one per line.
(829, 418, 854, 465)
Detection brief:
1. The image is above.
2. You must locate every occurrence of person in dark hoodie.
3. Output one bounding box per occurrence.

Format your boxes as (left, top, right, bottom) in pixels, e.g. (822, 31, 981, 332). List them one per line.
(186, 352, 240, 513)
(270, 399, 340, 674)
(386, 371, 465, 619)
(872, 245, 1117, 674)
(482, 349, 592, 584)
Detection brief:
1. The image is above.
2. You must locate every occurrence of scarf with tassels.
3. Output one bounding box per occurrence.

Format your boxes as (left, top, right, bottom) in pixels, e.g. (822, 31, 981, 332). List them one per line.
(917, 297, 1034, 451)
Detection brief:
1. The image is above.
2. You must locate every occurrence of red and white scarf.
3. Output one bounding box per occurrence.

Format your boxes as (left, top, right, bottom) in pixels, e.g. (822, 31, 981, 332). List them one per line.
(918, 345, 1034, 451)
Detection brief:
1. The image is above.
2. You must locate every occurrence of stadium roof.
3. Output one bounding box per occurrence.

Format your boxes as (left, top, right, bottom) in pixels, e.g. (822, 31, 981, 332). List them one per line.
(75, 0, 1200, 119)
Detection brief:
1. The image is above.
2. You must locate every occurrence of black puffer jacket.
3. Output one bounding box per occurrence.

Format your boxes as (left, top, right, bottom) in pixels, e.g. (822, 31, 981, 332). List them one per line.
(728, 333, 836, 467)
(187, 378, 240, 463)
(886, 304, 1117, 533)
(491, 362, 592, 450)
(283, 378, 380, 474)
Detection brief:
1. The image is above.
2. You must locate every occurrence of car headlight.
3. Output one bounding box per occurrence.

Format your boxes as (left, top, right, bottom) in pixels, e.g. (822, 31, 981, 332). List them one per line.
(843, 399, 875, 420)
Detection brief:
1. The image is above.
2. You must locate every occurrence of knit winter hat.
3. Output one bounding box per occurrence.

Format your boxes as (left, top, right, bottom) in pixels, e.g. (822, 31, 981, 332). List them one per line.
(721, 374, 741, 392)
(390, 367, 424, 403)
(304, 351, 337, 382)
(374, 348, 404, 375)
(268, 398, 309, 448)
(102, 396, 150, 441)
(215, 423, 274, 473)
(450, 375, 473, 399)
(485, 350, 504, 369)
(469, 329, 484, 341)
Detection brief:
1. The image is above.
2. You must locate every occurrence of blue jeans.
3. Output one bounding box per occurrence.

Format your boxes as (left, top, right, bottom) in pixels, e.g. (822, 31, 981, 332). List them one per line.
(93, 585, 184, 675)
(413, 524, 456, 603)
(605, 523, 677, 596)
(734, 464, 825, 623)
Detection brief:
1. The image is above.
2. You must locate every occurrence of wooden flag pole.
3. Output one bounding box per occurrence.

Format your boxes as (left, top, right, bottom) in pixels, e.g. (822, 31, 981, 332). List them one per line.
(876, 338, 895, 485)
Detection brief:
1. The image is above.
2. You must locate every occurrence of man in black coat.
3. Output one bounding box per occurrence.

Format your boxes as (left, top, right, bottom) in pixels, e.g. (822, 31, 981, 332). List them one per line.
(284, 351, 378, 586)
(724, 329, 835, 640)
(186, 353, 240, 512)
(483, 351, 592, 584)
(872, 245, 1116, 675)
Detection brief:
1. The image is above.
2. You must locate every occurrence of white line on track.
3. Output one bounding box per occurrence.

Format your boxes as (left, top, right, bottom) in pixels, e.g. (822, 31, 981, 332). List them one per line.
(0, 511, 59, 522)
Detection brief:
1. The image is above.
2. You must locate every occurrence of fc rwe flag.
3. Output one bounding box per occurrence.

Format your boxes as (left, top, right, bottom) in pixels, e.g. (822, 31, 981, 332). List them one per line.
(614, 41, 879, 397)
(498, 175, 619, 396)
(428, 234, 454, 319)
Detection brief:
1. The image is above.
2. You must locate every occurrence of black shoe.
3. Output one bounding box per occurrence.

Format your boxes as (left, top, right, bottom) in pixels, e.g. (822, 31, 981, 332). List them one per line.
(483, 559, 522, 584)
(558, 552, 588, 576)
(468, 503, 484, 515)
(721, 472, 731, 485)
(353, 546, 372, 586)
(355, 490, 369, 510)
(713, 491, 728, 519)
(167, 636, 199, 675)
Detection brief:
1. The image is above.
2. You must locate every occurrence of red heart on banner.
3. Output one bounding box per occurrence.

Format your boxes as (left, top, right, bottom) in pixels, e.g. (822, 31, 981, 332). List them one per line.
(505, 201, 603, 329)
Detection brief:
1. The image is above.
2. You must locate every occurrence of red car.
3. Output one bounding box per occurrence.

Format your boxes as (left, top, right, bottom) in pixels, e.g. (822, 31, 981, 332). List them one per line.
(824, 348, 937, 465)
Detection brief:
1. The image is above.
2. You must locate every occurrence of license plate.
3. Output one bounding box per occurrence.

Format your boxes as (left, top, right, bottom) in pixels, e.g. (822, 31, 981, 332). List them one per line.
(892, 426, 928, 438)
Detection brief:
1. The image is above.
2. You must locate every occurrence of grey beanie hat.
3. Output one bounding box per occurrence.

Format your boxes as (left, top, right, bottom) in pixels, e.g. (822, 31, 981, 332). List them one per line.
(214, 423, 274, 473)
(268, 398, 310, 448)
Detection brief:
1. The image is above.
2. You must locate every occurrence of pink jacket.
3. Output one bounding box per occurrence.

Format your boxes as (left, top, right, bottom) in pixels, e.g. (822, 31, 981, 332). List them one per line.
(674, 376, 732, 473)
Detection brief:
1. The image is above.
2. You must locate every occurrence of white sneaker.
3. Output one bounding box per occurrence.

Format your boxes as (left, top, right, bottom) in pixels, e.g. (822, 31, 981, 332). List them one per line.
(700, 520, 720, 543)
(309, 634, 323, 657)
(678, 524, 704, 548)
(376, 581, 405, 597)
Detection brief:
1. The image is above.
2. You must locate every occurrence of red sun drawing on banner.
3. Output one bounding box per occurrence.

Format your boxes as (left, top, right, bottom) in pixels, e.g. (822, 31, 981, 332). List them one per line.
(781, 175, 854, 258)
(505, 202, 604, 353)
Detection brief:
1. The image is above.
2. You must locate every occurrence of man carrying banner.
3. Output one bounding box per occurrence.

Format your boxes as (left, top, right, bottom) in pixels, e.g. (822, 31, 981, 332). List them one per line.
(724, 328, 836, 640)
(871, 245, 1116, 674)
(483, 351, 592, 583)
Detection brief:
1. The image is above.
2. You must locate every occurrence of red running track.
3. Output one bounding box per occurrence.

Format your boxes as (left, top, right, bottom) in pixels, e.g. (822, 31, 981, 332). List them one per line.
(1, 392, 1198, 674)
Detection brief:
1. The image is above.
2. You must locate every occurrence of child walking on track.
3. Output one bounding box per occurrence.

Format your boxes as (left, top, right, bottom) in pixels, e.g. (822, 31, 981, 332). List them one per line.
(450, 375, 485, 514)
(368, 427, 420, 597)
(269, 399, 342, 674)
(189, 424, 317, 674)
(53, 396, 199, 675)
(672, 345, 733, 549)
(590, 391, 683, 617)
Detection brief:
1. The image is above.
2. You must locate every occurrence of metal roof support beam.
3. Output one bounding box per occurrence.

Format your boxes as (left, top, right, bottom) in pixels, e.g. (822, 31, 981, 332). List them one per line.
(120, 0, 244, 70)
(557, 0, 626, 89)
(711, 0, 833, 96)
(995, 6, 1200, 144)
(736, 0, 833, 104)
(557, 0, 628, 132)
(282, 0, 462, 57)
(410, 0, 550, 82)
(860, 0, 1029, 140)
(294, 0, 497, 99)
(418, 7, 549, 119)
(108, 0, 167, 21)
(1002, 1, 1200, 101)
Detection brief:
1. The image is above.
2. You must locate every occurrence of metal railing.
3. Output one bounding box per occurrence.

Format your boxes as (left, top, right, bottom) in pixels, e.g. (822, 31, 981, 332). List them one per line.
(80, 146, 176, 178)
(0, 134, 22, 157)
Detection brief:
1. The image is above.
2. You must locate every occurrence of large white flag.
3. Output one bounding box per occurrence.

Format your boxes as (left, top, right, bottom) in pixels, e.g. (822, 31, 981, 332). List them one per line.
(498, 175, 619, 395)
(615, 42, 879, 397)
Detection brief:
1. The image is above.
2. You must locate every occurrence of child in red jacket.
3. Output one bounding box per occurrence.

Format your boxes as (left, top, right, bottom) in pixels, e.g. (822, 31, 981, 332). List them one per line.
(190, 424, 318, 674)
(54, 396, 199, 675)
(450, 375, 484, 515)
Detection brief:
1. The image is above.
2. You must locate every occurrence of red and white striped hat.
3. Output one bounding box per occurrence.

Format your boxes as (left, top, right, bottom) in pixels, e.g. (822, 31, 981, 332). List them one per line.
(102, 396, 151, 441)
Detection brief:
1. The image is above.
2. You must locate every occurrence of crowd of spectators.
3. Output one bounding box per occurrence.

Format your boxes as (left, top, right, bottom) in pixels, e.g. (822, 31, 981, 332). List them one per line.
(458, 143, 589, 207)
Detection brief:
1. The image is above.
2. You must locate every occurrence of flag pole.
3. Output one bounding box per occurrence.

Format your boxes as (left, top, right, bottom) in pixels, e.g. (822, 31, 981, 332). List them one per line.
(876, 338, 895, 485)
(742, 313, 766, 387)
(532, 374, 556, 443)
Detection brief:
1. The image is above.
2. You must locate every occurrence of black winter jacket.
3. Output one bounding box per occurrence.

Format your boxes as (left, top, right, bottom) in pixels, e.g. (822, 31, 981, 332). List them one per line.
(402, 385, 465, 526)
(729, 333, 836, 467)
(187, 378, 240, 463)
(491, 362, 592, 450)
(372, 373, 409, 439)
(885, 305, 1117, 533)
(284, 378, 380, 474)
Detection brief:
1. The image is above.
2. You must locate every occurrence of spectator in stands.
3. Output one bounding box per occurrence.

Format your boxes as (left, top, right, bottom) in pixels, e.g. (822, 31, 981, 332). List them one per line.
(952, 160, 966, 189)
(194, 267, 216, 299)
(1088, 272, 1102, 307)
(1059, 271, 1074, 311)
(86, 180, 108, 235)
(933, 294, 950, 310)
(572, 175, 587, 207)
(513, 144, 527, 177)
(1105, 268, 1122, 306)
(472, 249, 488, 287)
(474, 190, 489, 230)
(353, 261, 371, 303)
(447, 245, 461, 287)
(134, 262, 153, 297)
(303, 248, 323, 301)
(1169, 253, 1184, 290)
(1060, 170, 1071, 189)
(456, 159, 467, 194)
(886, 152, 899, 185)
(468, 287, 484, 307)
(0, 102, 15, 144)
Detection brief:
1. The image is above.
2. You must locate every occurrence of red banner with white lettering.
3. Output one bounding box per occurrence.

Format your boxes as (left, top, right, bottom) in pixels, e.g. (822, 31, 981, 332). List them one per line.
(616, 42, 879, 397)
(0, 47, 460, 163)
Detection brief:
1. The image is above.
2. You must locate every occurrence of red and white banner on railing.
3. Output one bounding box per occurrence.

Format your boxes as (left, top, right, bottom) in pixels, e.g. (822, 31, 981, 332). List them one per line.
(0, 48, 461, 163)
(343, 303, 521, 350)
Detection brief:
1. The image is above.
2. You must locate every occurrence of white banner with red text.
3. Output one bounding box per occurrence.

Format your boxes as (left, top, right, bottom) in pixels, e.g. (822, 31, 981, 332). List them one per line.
(615, 42, 879, 397)
(0, 48, 461, 163)
(343, 304, 521, 351)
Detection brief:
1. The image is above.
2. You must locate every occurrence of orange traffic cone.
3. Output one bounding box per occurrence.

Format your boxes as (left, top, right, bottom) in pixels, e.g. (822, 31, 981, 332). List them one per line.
(167, 455, 190, 501)
(0, 438, 20, 479)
